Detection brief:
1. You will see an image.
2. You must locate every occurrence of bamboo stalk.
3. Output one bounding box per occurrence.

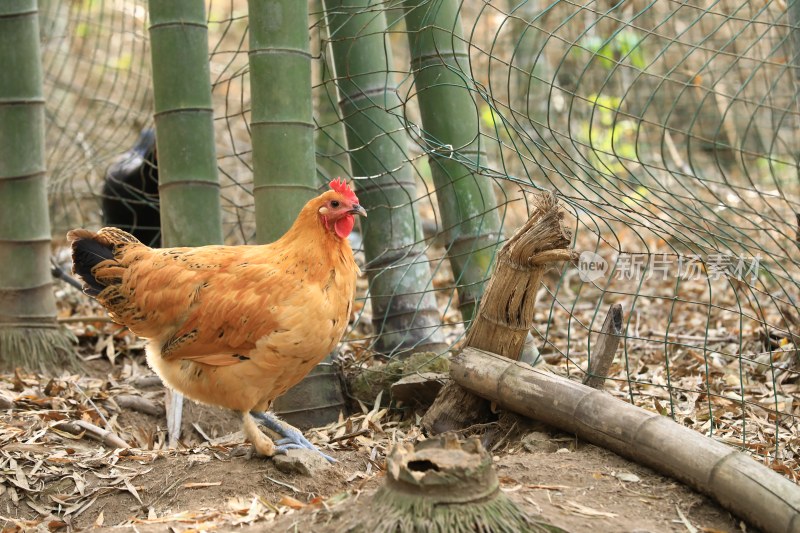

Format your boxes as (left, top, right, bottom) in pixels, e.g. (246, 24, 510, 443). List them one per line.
(0, 0, 74, 371)
(323, 0, 446, 355)
(403, 0, 504, 322)
(312, 0, 352, 182)
(147, 0, 223, 445)
(130, 375, 164, 390)
(583, 304, 623, 389)
(789, 1, 800, 251)
(452, 347, 800, 533)
(362, 435, 557, 532)
(113, 394, 165, 417)
(147, 0, 223, 247)
(53, 420, 130, 450)
(248, 0, 318, 243)
(506, 0, 553, 134)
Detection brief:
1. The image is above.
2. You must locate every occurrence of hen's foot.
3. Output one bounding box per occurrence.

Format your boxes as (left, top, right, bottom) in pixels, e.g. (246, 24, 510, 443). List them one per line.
(250, 411, 336, 463)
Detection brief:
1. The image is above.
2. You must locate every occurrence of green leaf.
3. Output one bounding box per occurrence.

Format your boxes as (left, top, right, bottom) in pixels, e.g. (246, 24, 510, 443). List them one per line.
(109, 53, 132, 71)
(75, 22, 89, 38)
(481, 104, 497, 129)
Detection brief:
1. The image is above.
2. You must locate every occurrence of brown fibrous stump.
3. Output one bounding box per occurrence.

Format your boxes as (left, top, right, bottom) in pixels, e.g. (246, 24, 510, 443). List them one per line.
(422, 192, 575, 435)
(356, 434, 561, 533)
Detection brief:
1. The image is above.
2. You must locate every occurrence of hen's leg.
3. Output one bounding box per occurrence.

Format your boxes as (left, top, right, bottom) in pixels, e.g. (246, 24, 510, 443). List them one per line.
(241, 412, 276, 457)
(250, 411, 336, 463)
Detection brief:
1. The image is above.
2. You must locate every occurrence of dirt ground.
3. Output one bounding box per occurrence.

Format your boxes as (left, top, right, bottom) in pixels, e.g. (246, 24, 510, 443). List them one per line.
(1, 397, 747, 533)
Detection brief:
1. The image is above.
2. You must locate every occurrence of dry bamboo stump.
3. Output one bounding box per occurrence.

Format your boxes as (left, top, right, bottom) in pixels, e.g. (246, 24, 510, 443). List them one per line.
(422, 192, 575, 434)
(357, 434, 561, 532)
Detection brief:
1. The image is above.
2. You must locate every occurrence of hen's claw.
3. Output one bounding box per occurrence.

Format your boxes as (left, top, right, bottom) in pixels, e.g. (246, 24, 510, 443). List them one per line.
(274, 442, 304, 455)
(250, 411, 336, 463)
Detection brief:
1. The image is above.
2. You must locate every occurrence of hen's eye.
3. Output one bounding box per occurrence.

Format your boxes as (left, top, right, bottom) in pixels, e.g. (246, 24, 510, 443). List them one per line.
(331, 201, 340, 208)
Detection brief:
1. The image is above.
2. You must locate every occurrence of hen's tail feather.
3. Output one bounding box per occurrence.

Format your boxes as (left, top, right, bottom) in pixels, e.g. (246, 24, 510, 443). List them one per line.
(68, 233, 114, 296)
(67, 228, 141, 296)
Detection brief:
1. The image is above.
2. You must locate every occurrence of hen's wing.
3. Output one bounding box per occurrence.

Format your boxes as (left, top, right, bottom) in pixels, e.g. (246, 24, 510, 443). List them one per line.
(116, 247, 297, 362)
(148, 259, 308, 365)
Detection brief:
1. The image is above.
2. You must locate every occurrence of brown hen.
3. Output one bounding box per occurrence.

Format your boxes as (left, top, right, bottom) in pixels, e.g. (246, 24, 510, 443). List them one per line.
(68, 179, 365, 461)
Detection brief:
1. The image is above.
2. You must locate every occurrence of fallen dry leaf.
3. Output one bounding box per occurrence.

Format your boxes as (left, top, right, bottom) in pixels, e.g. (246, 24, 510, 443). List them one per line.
(559, 501, 618, 518)
(613, 471, 641, 483)
(278, 495, 306, 510)
(183, 482, 222, 489)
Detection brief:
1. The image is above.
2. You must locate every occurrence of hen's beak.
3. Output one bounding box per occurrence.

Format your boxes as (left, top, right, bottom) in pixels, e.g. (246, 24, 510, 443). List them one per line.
(350, 204, 367, 217)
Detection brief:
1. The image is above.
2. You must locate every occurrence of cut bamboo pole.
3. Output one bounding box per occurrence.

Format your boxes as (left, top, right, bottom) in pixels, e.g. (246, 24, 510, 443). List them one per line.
(0, 0, 74, 370)
(248, 0, 318, 244)
(323, 0, 446, 354)
(147, 0, 223, 444)
(53, 420, 130, 450)
(422, 193, 574, 433)
(583, 304, 623, 389)
(452, 347, 800, 533)
(114, 394, 165, 417)
(403, 0, 504, 322)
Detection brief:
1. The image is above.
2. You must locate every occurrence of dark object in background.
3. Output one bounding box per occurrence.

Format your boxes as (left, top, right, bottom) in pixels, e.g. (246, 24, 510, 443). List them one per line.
(272, 356, 347, 430)
(795, 213, 800, 251)
(102, 128, 161, 247)
(50, 258, 83, 291)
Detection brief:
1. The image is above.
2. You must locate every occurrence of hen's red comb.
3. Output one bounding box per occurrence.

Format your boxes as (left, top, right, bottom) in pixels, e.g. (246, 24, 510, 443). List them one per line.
(329, 178, 358, 203)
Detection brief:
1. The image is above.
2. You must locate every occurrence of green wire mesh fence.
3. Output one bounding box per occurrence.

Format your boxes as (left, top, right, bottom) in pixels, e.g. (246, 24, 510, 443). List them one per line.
(41, 0, 800, 479)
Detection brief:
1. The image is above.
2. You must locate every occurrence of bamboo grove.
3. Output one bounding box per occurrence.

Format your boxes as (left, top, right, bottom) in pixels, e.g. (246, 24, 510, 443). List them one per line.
(2, 0, 504, 367)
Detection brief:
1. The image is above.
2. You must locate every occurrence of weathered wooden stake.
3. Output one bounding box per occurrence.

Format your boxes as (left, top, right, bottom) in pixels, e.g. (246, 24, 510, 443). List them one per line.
(583, 303, 623, 389)
(422, 192, 575, 434)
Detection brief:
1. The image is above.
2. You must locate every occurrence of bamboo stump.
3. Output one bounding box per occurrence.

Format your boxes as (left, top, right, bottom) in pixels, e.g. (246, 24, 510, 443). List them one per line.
(422, 192, 575, 434)
(357, 434, 561, 533)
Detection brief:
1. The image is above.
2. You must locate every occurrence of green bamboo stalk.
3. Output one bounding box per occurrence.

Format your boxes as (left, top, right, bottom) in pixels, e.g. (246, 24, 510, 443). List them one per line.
(248, 0, 318, 243)
(0, 0, 74, 370)
(507, 0, 552, 131)
(403, 0, 503, 322)
(268, 0, 350, 427)
(315, 57, 353, 181)
(313, 0, 352, 182)
(323, 0, 446, 355)
(790, 0, 800, 249)
(791, 0, 800, 115)
(147, 0, 222, 247)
